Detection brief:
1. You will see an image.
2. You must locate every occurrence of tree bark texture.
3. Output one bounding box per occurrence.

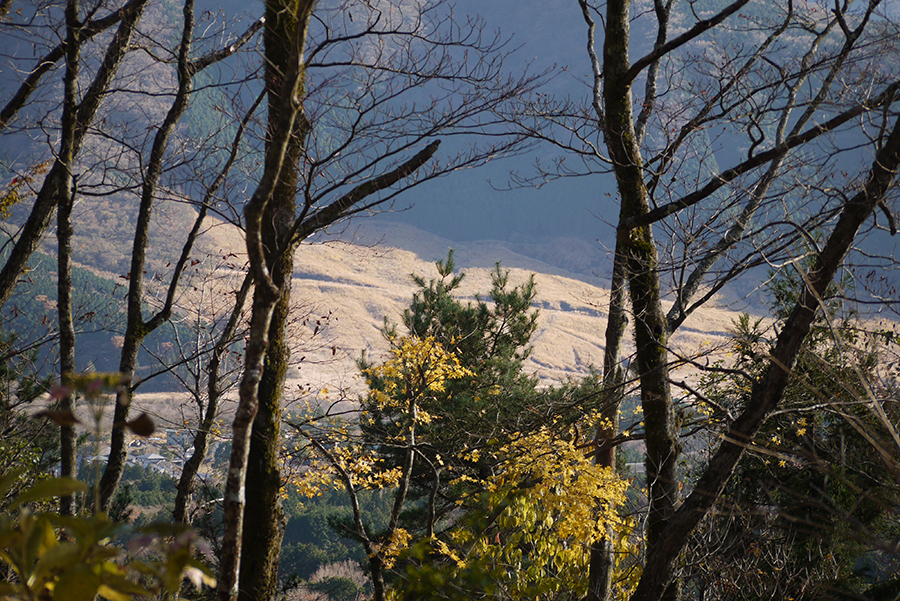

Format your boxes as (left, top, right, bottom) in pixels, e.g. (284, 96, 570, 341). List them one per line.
(217, 2, 315, 599)
(56, 0, 80, 516)
(237, 263, 292, 601)
(237, 0, 314, 598)
(601, 2, 679, 599)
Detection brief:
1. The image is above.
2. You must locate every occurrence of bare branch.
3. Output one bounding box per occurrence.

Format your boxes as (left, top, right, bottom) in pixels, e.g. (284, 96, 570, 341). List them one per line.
(624, 0, 752, 85)
(0, 0, 148, 132)
(620, 82, 900, 233)
(290, 139, 440, 244)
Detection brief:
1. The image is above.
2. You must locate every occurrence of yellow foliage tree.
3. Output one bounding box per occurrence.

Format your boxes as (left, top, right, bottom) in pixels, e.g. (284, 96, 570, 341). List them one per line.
(394, 416, 635, 601)
(292, 334, 637, 600)
(291, 336, 472, 601)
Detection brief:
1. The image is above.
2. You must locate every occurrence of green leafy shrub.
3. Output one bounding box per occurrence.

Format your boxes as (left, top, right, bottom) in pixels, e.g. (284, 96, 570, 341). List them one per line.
(0, 473, 215, 600)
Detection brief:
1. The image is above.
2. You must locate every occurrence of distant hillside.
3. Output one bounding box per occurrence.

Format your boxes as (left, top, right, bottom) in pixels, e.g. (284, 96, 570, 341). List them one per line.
(133, 219, 743, 428)
(284, 237, 740, 387)
(0, 233, 206, 392)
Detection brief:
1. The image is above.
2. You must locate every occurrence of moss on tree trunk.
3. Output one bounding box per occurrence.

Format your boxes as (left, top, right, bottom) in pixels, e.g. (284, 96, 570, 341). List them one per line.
(237, 0, 311, 598)
(601, 0, 680, 597)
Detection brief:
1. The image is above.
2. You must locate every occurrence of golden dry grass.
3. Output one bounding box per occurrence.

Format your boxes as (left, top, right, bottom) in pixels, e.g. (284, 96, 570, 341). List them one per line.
(128, 219, 743, 426)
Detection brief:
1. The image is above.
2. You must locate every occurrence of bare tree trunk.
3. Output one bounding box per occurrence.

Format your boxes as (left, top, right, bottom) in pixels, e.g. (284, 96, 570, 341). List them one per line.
(218, 281, 277, 601)
(238, 262, 292, 600)
(601, 0, 679, 597)
(98, 0, 264, 509)
(629, 113, 900, 601)
(57, 0, 80, 516)
(577, 3, 631, 596)
(99, 0, 197, 509)
(237, 1, 314, 598)
(587, 252, 627, 601)
(217, 3, 314, 597)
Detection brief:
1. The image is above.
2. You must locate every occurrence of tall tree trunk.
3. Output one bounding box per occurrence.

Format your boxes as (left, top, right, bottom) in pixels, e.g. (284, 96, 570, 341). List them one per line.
(57, 0, 80, 516)
(237, 1, 312, 596)
(238, 260, 292, 600)
(587, 253, 627, 601)
(97, 8, 264, 509)
(98, 0, 197, 509)
(217, 2, 315, 599)
(602, 0, 679, 597)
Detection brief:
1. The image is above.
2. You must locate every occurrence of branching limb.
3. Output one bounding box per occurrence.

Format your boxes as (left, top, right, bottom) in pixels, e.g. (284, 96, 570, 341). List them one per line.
(625, 0, 751, 85)
(620, 81, 900, 233)
(0, 0, 148, 132)
(289, 140, 440, 245)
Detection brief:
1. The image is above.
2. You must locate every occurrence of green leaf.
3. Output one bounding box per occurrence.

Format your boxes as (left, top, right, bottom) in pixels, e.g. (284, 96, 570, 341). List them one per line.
(98, 569, 155, 599)
(11, 478, 86, 510)
(0, 468, 23, 501)
(22, 513, 49, 572)
(97, 584, 136, 601)
(30, 541, 81, 590)
(53, 563, 101, 601)
(49, 512, 118, 545)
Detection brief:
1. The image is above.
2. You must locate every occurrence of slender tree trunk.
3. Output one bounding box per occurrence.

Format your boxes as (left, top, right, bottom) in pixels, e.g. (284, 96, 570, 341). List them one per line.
(218, 284, 276, 601)
(587, 253, 627, 601)
(238, 259, 292, 600)
(99, 0, 196, 509)
(236, 1, 313, 598)
(99, 7, 263, 509)
(57, 0, 80, 516)
(217, 3, 314, 598)
(57, 183, 77, 514)
(602, 0, 679, 597)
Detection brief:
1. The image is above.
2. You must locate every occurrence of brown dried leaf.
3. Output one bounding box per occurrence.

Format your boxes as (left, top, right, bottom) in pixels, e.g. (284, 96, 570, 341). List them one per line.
(125, 412, 155, 437)
(35, 409, 80, 427)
